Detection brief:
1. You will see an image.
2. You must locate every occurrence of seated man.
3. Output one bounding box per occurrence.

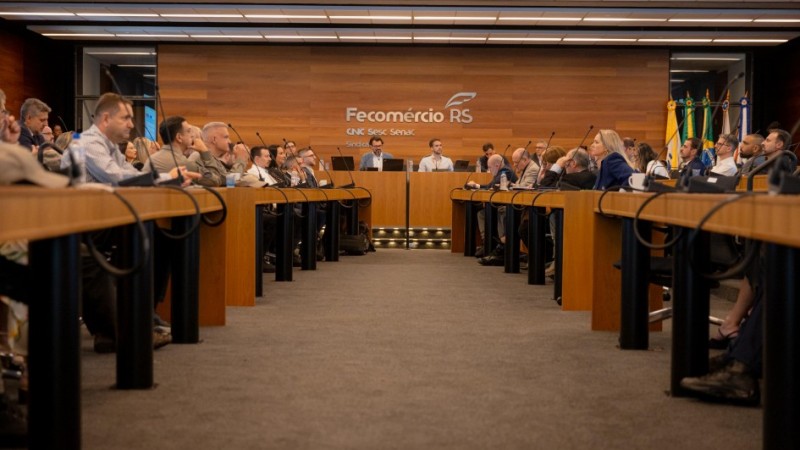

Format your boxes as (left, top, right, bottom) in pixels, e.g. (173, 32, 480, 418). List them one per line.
(710, 134, 738, 177)
(149, 116, 226, 186)
(541, 148, 597, 190)
(359, 136, 393, 171)
(465, 154, 517, 266)
(418, 138, 453, 172)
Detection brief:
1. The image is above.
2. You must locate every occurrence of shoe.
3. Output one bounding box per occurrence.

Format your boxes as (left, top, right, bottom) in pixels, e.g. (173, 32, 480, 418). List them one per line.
(292, 255, 302, 267)
(153, 313, 171, 330)
(262, 261, 276, 273)
(153, 327, 172, 350)
(544, 263, 556, 279)
(474, 246, 485, 258)
(93, 334, 116, 354)
(708, 328, 738, 350)
(708, 352, 731, 374)
(478, 255, 504, 266)
(679, 360, 760, 406)
(486, 245, 505, 258)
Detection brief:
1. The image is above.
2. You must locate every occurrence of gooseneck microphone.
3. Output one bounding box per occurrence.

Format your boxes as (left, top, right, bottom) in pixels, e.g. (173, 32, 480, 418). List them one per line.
(56, 115, 69, 133)
(336, 146, 356, 188)
(500, 143, 512, 164)
(227, 123, 248, 150)
(312, 146, 335, 188)
(576, 125, 594, 150)
(545, 131, 556, 151)
(255, 131, 268, 147)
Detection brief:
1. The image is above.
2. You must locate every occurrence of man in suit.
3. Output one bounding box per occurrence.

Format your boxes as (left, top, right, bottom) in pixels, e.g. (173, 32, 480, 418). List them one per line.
(359, 136, 393, 171)
(531, 139, 548, 167)
(680, 137, 706, 177)
(511, 147, 538, 189)
(540, 148, 597, 190)
(17, 97, 51, 151)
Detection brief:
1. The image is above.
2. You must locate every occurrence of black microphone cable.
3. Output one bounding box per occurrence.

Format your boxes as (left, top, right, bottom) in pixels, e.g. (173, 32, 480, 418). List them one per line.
(83, 190, 150, 277)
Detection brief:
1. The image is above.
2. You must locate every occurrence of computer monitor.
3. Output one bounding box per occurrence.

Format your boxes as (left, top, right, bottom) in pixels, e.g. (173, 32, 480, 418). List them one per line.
(453, 160, 470, 172)
(382, 159, 405, 172)
(331, 156, 355, 171)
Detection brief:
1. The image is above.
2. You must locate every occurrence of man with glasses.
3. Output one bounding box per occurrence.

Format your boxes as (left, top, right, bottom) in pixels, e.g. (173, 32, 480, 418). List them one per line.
(710, 134, 739, 177)
(511, 147, 539, 189)
(359, 136, 393, 171)
(150, 115, 224, 186)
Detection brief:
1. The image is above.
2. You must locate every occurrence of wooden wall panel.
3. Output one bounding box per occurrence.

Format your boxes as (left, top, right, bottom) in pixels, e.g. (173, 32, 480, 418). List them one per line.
(159, 45, 669, 167)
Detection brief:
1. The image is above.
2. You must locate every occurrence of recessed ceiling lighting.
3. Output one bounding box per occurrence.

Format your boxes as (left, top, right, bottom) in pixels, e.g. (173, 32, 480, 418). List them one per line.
(115, 34, 189, 39)
(563, 38, 637, 42)
(339, 36, 412, 40)
(498, 17, 581, 21)
(583, 17, 666, 22)
(488, 37, 562, 42)
(713, 38, 788, 43)
(639, 39, 713, 43)
(245, 14, 327, 19)
(414, 36, 487, 41)
(329, 15, 412, 20)
(754, 18, 800, 23)
(668, 18, 753, 23)
(0, 11, 75, 16)
(143, 74, 156, 78)
(42, 33, 116, 37)
(671, 79, 686, 83)
(414, 16, 496, 21)
(77, 13, 159, 18)
(671, 57, 742, 61)
(117, 64, 157, 68)
(190, 34, 263, 39)
(264, 35, 338, 40)
(85, 51, 156, 55)
(670, 69, 710, 73)
(161, 14, 242, 18)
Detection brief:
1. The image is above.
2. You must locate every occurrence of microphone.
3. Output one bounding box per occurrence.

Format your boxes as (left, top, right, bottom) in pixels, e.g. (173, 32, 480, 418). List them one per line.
(523, 140, 532, 150)
(315, 150, 335, 188)
(255, 131, 268, 147)
(501, 144, 512, 165)
(336, 146, 356, 188)
(56, 115, 69, 133)
(154, 84, 184, 186)
(545, 131, 555, 150)
(576, 125, 594, 150)
(227, 123, 247, 149)
(746, 150, 798, 192)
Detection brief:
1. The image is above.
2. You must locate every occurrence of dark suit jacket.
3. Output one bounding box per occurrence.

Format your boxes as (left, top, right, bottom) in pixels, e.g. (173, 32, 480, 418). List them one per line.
(560, 170, 597, 190)
(18, 123, 45, 150)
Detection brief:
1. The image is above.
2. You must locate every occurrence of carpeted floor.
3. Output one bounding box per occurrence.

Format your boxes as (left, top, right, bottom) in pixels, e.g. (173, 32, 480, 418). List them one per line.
(80, 249, 760, 449)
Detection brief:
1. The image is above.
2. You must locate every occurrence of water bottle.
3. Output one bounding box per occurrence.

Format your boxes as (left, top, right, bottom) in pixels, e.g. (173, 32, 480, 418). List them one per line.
(499, 172, 508, 191)
(407, 159, 413, 172)
(68, 132, 87, 184)
(290, 171, 300, 186)
(476, 158, 481, 173)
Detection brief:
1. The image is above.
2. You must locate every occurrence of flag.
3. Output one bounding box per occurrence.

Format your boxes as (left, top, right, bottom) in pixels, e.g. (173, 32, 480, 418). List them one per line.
(735, 92, 751, 165)
(700, 90, 716, 168)
(682, 92, 696, 141)
(721, 90, 731, 135)
(666, 98, 682, 171)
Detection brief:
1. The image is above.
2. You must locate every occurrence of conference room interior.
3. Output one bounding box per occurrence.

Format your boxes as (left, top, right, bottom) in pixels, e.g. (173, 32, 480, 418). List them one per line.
(2, 1, 800, 449)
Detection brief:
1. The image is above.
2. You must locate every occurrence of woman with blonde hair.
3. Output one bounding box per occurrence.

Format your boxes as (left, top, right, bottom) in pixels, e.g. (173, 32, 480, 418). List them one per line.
(589, 129, 634, 190)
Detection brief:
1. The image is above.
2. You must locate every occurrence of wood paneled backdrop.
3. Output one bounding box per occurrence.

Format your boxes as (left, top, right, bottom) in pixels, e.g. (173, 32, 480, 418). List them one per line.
(158, 45, 669, 165)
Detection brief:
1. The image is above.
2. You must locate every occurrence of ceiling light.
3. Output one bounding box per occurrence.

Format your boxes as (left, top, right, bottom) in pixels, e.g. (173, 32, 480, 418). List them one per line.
(638, 39, 713, 43)
(245, 14, 327, 19)
(190, 34, 263, 39)
(77, 13, 159, 18)
(670, 69, 710, 73)
(161, 14, 242, 18)
(414, 36, 487, 41)
(563, 38, 637, 42)
(0, 12, 75, 16)
(488, 37, 562, 42)
(583, 17, 666, 22)
(668, 18, 753, 23)
(116, 64, 157, 68)
(671, 57, 741, 61)
(671, 79, 686, 83)
(116, 34, 189, 38)
(754, 19, 800, 23)
(498, 17, 581, 21)
(264, 35, 337, 40)
(143, 74, 156, 78)
(713, 39, 788, 43)
(414, 16, 496, 21)
(339, 36, 412, 40)
(42, 33, 116, 37)
(85, 51, 156, 55)
(329, 15, 412, 20)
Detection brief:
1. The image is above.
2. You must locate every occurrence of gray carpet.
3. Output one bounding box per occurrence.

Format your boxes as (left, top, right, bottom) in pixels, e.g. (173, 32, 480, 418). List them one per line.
(80, 250, 760, 449)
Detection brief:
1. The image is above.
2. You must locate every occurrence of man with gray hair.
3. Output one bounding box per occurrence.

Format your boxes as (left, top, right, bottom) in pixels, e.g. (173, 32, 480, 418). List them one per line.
(543, 148, 597, 189)
(195, 121, 250, 183)
(711, 133, 739, 177)
(18, 97, 51, 151)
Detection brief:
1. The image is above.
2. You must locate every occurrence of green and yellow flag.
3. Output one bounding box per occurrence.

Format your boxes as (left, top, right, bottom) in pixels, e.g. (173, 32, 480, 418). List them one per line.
(681, 92, 696, 141)
(700, 90, 715, 168)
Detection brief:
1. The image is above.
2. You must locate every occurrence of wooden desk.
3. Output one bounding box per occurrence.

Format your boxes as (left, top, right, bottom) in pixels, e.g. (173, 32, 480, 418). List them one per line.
(0, 186, 225, 450)
(220, 187, 371, 307)
(324, 171, 491, 228)
(596, 191, 800, 450)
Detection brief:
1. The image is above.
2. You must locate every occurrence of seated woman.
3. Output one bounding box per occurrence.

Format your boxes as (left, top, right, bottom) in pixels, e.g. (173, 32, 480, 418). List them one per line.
(266, 145, 291, 187)
(590, 129, 635, 190)
(636, 142, 669, 178)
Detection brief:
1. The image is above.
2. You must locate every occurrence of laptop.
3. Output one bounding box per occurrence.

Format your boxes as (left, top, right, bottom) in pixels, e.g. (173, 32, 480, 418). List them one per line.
(331, 156, 355, 171)
(453, 160, 470, 172)
(382, 158, 405, 172)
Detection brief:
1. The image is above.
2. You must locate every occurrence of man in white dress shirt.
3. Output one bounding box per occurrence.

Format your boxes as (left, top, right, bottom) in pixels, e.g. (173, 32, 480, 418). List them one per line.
(710, 133, 739, 177)
(418, 138, 453, 172)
